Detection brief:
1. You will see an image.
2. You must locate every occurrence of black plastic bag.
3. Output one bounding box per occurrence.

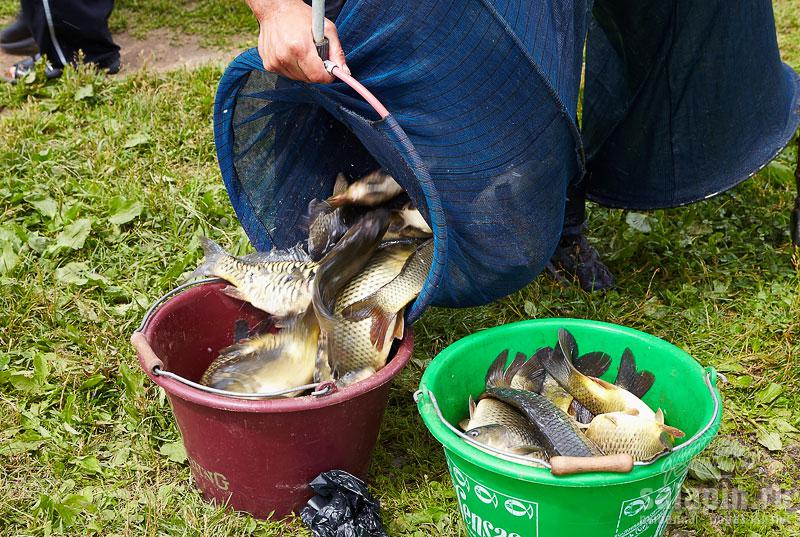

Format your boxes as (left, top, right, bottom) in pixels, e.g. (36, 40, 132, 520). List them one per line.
(300, 470, 388, 537)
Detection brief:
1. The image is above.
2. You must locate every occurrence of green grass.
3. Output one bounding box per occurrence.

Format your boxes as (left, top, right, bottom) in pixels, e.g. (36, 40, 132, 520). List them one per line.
(0, 0, 256, 48)
(1, 3, 800, 537)
(110, 0, 257, 48)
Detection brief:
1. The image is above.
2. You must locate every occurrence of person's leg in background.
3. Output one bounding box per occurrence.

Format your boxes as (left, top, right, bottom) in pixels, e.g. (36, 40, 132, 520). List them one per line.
(0, 2, 37, 55)
(548, 175, 615, 292)
(792, 134, 800, 248)
(7, 0, 119, 80)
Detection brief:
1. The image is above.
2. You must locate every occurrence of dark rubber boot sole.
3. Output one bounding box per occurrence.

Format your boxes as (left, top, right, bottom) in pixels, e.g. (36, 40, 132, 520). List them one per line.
(0, 36, 38, 56)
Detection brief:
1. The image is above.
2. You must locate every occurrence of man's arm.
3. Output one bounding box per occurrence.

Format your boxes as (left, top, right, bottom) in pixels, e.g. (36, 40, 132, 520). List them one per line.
(247, 0, 350, 83)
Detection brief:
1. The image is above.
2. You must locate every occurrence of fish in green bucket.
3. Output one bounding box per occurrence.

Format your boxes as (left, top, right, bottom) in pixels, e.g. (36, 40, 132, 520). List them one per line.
(417, 319, 722, 537)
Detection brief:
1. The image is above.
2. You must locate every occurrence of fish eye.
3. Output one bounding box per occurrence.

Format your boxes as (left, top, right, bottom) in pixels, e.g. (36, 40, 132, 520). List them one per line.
(468, 430, 479, 437)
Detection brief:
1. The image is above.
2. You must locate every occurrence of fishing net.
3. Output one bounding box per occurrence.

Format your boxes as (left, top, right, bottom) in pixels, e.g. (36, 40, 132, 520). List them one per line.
(583, 0, 800, 208)
(214, 0, 799, 320)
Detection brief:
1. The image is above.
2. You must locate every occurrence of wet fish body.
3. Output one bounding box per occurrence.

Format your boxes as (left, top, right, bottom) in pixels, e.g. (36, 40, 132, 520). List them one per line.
(188, 237, 317, 319)
(312, 209, 391, 331)
(585, 409, 685, 462)
(327, 244, 416, 377)
(341, 239, 433, 349)
(384, 204, 433, 240)
(201, 312, 319, 397)
(307, 199, 348, 261)
(541, 329, 655, 418)
(460, 391, 543, 460)
(327, 169, 404, 208)
(486, 387, 602, 458)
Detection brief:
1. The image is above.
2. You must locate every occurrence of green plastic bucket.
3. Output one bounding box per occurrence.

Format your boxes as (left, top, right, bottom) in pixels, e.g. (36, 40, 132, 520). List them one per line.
(416, 319, 722, 537)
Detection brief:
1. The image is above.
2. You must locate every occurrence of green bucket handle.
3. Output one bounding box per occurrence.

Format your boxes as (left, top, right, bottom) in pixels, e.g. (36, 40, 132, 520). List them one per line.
(415, 367, 722, 473)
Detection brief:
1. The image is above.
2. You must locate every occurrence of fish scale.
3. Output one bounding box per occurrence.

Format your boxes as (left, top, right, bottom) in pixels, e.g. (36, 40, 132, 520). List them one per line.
(487, 387, 602, 458)
(347, 240, 432, 315)
(328, 245, 415, 375)
(213, 256, 317, 318)
(465, 398, 539, 447)
(586, 412, 674, 462)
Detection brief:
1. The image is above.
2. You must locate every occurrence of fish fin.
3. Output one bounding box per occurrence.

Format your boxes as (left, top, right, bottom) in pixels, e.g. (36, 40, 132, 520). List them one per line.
(185, 236, 226, 280)
(333, 173, 349, 196)
(605, 415, 619, 426)
(220, 285, 247, 302)
(559, 328, 579, 361)
(459, 418, 471, 431)
(575, 351, 612, 377)
(468, 394, 477, 418)
(508, 445, 543, 456)
(655, 408, 664, 424)
(485, 350, 510, 388)
(392, 310, 405, 340)
(571, 399, 594, 424)
(659, 431, 676, 450)
(340, 293, 384, 322)
(540, 341, 583, 392)
(591, 377, 618, 390)
(326, 193, 347, 208)
(233, 319, 250, 343)
(246, 243, 311, 263)
(504, 352, 528, 383)
(614, 348, 656, 398)
(513, 351, 546, 392)
(659, 424, 686, 439)
(370, 310, 398, 351)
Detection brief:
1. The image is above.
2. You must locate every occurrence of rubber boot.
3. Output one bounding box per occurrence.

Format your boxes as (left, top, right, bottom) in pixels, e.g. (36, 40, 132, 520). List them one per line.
(0, 13, 37, 55)
(548, 176, 615, 292)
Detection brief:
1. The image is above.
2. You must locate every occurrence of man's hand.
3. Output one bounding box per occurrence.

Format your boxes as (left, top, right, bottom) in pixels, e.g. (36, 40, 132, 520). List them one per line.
(247, 0, 349, 83)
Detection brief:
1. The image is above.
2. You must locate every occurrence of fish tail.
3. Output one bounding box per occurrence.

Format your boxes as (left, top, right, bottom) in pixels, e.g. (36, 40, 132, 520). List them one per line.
(614, 348, 656, 398)
(575, 351, 612, 378)
(370, 310, 398, 351)
(485, 350, 510, 388)
(540, 343, 585, 395)
(185, 236, 226, 280)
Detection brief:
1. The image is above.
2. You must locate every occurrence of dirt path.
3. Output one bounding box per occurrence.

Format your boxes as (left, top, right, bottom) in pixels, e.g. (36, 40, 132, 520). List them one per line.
(1, 28, 248, 76)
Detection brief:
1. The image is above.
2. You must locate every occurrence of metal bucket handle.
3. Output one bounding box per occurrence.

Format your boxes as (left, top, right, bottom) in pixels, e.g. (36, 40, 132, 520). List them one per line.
(131, 279, 337, 399)
(414, 368, 721, 472)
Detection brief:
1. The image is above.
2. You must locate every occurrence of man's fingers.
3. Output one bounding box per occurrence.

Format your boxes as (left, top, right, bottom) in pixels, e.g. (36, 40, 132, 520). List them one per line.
(326, 23, 350, 76)
(297, 52, 334, 84)
(282, 57, 311, 82)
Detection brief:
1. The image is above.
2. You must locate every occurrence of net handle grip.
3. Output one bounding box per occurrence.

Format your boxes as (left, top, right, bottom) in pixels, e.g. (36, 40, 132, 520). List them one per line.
(549, 454, 634, 476)
(324, 60, 390, 119)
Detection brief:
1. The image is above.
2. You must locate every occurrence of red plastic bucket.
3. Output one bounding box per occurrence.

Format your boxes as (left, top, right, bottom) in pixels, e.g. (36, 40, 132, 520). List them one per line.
(131, 280, 413, 518)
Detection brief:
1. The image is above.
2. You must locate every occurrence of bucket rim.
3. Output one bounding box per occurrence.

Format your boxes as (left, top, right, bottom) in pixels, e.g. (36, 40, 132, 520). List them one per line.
(134, 280, 413, 413)
(417, 317, 723, 487)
